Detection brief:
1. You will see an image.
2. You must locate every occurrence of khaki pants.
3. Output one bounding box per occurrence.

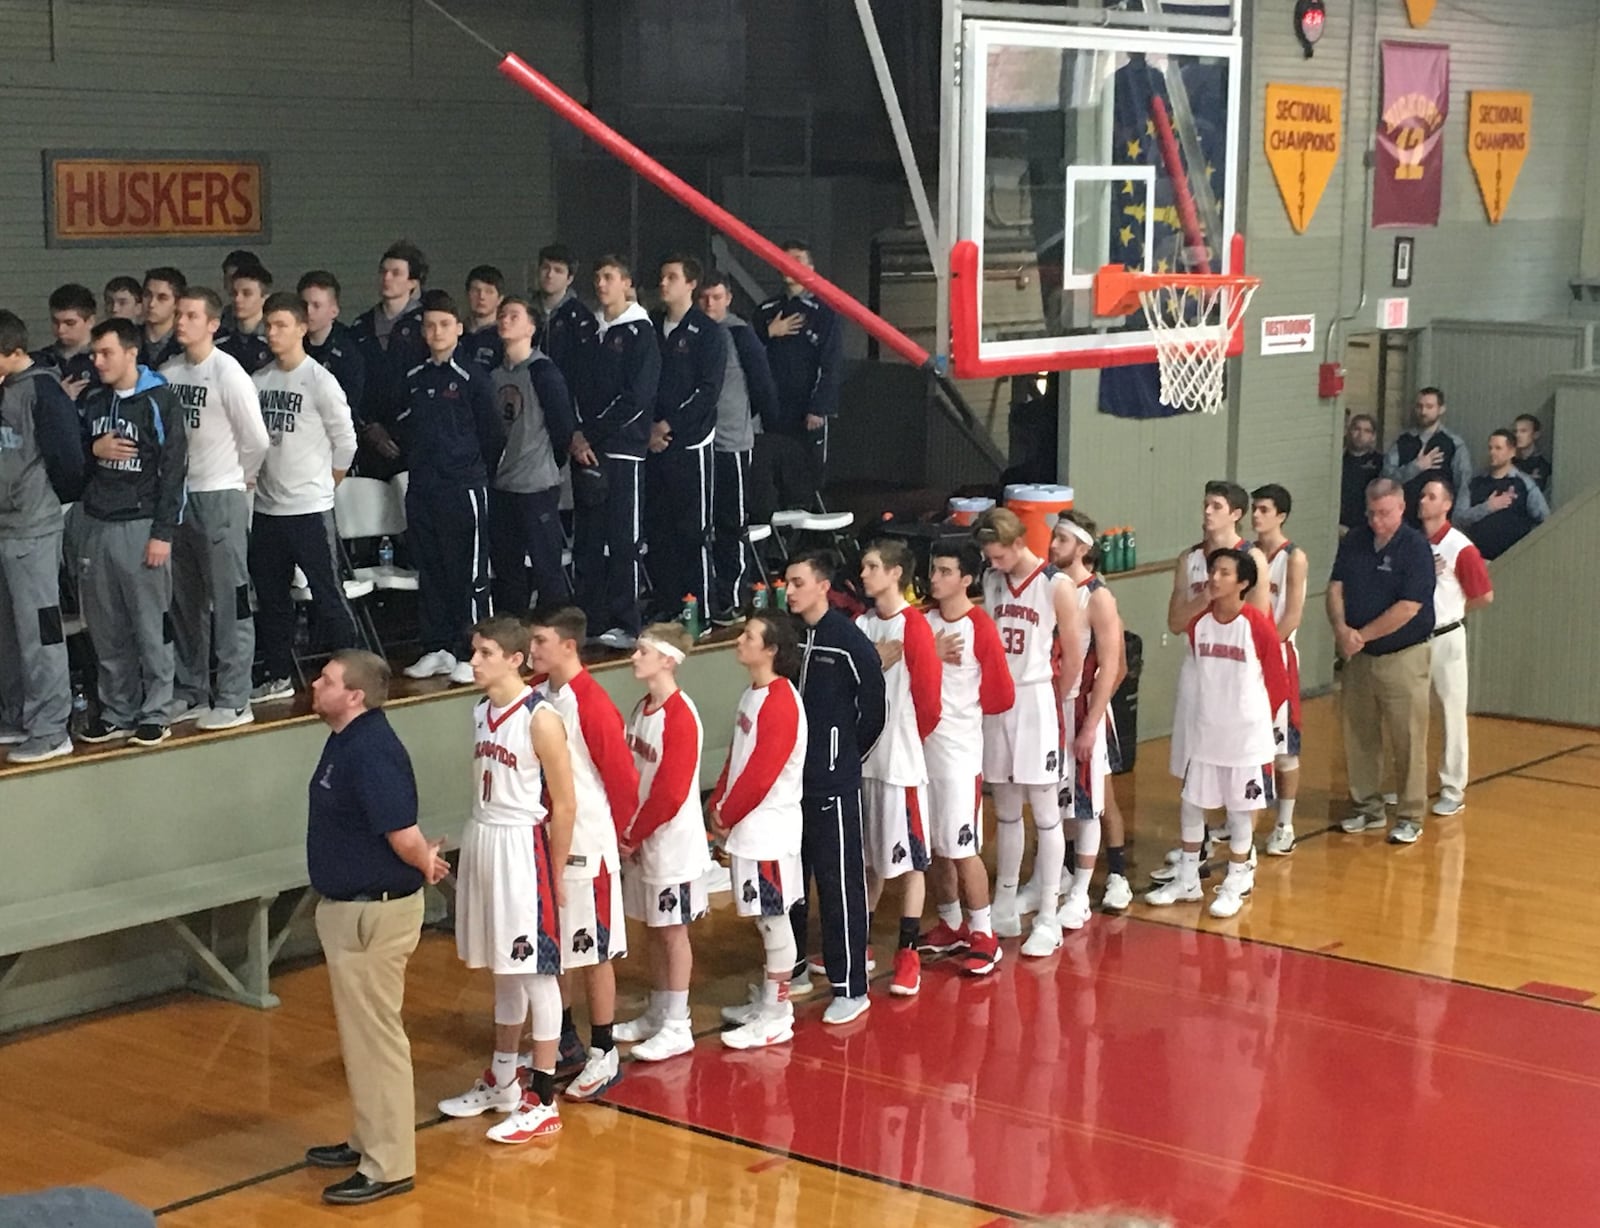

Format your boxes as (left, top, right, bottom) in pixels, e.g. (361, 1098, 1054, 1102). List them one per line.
(315, 892, 425, 1183)
(1343, 641, 1432, 822)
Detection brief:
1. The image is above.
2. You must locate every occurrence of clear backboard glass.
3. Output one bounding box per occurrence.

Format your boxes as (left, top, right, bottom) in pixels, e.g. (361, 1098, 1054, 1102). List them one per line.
(958, 20, 1242, 368)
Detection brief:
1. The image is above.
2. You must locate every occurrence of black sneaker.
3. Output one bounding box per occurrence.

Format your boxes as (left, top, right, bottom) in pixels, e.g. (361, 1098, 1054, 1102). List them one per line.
(129, 723, 171, 747)
(78, 717, 132, 744)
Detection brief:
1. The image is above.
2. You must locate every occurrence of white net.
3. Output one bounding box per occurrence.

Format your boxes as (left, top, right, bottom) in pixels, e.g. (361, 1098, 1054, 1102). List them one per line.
(1137, 280, 1258, 414)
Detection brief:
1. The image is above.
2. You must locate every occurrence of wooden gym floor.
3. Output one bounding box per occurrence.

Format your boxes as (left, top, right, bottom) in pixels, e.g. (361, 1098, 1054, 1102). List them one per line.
(2, 696, 1598, 1225)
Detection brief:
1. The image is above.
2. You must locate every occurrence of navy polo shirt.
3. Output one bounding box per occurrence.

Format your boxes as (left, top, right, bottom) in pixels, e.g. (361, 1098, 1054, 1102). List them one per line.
(307, 709, 425, 900)
(1330, 522, 1435, 656)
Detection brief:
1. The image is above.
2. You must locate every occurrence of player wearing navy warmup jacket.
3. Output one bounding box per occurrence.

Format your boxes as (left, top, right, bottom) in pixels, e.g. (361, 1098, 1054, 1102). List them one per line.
(464, 265, 506, 372)
(535, 244, 595, 398)
(397, 291, 504, 687)
(697, 271, 778, 622)
(349, 240, 429, 479)
(30, 283, 99, 397)
(569, 254, 660, 650)
(751, 240, 842, 519)
(216, 262, 272, 375)
(298, 272, 367, 416)
(647, 255, 726, 623)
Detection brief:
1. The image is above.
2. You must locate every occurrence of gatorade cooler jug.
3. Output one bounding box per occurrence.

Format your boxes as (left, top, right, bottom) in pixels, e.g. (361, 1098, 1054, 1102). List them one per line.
(948, 496, 996, 527)
(1006, 485, 1074, 558)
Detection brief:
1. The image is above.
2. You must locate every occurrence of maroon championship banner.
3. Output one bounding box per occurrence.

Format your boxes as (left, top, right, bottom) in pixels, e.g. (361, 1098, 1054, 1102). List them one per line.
(1373, 41, 1449, 228)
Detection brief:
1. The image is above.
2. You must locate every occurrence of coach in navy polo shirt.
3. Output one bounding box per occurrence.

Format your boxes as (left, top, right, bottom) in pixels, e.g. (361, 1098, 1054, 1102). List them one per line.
(1327, 477, 1436, 846)
(305, 650, 448, 1208)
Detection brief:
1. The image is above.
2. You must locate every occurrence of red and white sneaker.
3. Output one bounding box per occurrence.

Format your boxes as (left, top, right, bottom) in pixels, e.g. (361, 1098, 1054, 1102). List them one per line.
(889, 947, 921, 996)
(485, 1094, 561, 1143)
(722, 1004, 795, 1050)
(960, 931, 1003, 977)
(438, 1069, 522, 1117)
(916, 921, 970, 955)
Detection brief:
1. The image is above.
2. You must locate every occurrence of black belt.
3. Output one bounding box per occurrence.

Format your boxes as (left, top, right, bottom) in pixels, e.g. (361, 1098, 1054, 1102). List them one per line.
(327, 887, 421, 903)
(1431, 620, 1463, 639)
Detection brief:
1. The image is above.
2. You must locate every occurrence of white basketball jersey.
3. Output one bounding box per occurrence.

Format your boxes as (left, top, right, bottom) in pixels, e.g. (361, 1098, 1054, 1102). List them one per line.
(472, 688, 550, 828)
(625, 689, 708, 882)
(1184, 605, 1282, 767)
(1183, 537, 1245, 603)
(1264, 541, 1299, 648)
(856, 603, 936, 787)
(923, 607, 1001, 779)
(983, 562, 1062, 688)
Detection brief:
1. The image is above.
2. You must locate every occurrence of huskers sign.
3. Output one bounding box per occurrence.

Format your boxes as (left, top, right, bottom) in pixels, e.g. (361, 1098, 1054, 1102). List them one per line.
(45, 152, 267, 246)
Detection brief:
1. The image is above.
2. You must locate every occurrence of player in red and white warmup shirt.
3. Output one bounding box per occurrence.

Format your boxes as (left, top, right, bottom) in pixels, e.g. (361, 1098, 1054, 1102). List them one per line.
(711, 613, 810, 1050)
(527, 607, 641, 1102)
(1417, 476, 1494, 818)
(1252, 484, 1309, 856)
(1147, 548, 1291, 918)
(855, 540, 942, 996)
(1047, 512, 1126, 927)
(919, 540, 1014, 975)
(438, 616, 577, 1144)
(1154, 482, 1272, 883)
(973, 507, 1083, 958)
(612, 622, 707, 1063)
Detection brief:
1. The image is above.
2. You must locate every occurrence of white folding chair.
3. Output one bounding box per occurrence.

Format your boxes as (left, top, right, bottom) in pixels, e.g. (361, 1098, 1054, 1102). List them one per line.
(339, 477, 419, 592)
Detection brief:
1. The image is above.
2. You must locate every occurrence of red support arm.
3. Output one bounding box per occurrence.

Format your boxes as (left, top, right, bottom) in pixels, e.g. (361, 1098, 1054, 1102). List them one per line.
(496, 53, 932, 371)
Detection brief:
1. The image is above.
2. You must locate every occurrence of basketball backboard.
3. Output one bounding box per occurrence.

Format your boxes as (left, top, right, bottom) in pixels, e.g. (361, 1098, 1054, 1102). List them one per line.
(941, 2, 1244, 378)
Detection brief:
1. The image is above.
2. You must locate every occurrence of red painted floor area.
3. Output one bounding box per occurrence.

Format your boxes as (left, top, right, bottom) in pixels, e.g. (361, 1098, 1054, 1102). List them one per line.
(609, 919, 1600, 1227)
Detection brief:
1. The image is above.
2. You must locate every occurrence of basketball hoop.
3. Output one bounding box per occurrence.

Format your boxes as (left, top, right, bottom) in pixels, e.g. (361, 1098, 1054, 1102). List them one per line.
(1093, 265, 1261, 414)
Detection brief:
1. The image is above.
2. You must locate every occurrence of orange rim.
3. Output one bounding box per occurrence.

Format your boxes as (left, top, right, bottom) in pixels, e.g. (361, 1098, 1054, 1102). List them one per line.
(1093, 264, 1261, 319)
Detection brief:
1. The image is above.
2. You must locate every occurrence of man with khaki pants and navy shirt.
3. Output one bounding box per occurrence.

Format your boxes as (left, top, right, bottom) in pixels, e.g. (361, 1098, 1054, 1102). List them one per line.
(1327, 478, 1436, 846)
(304, 650, 449, 1207)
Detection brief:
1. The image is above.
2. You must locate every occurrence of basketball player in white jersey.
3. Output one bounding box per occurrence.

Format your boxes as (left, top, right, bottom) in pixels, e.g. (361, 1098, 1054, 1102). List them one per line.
(713, 613, 810, 1049)
(973, 507, 1083, 957)
(1252, 484, 1308, 855)
(1153, 481, 1272, 882)
(855, 540, 942, 996)
(527, 606, 640, 1101)
(614, 622, 707, 1062)
(919, 540, 1014, 975)
(438, 616, 577, 1144)
(1147, 549, 1291, 917)
(1047, 512, 1125, 929)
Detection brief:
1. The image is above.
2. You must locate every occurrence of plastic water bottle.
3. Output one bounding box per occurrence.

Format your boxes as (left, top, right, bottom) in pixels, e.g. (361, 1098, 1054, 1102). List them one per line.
(773, 580, 788, 611)
(751, 582, 769, 612)
(1096, 532, 1114, 572)
(678, 594, 702, 640)
(377, 536, 395, 570)
(1121, 525, 1136, 571)
(70, 683, 89, 735)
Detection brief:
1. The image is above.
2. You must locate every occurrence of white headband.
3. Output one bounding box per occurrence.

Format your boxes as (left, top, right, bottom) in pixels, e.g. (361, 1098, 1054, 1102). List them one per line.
(1054, 517, 1094, 547)
(638, 635, 686, 663)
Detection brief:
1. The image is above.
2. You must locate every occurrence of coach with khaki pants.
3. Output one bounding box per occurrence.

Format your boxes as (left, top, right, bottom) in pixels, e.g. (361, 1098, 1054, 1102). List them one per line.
(1327, 478, 1436, 846)
(305, 650, 449, 1207)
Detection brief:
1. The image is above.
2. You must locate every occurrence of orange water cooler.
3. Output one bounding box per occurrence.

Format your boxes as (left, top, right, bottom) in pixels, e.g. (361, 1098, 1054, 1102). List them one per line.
(1003, 484, 1075, 557)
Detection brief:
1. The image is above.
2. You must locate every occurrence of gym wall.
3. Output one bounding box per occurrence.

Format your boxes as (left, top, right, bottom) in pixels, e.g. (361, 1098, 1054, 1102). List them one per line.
(0, 0, 586, 337)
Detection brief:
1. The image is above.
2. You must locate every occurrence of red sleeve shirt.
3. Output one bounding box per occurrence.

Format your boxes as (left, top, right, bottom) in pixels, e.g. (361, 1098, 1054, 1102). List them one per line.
(572, 669, 641, 836)
(901, 607, 943, 742)
(970, 607, 1016, 716)
(1454, 542, 1493, 601)
(623, 691, 699, 847)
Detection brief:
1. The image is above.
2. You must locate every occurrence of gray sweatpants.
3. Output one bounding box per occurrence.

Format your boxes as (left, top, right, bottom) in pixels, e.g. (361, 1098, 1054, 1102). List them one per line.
(0, 529, 71, 743)
(171, 488, 253, 711)
(79, 516, 174, 728)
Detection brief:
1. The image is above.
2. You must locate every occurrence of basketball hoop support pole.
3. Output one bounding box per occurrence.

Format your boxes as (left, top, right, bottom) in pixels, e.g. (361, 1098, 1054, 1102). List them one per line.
(495, 53, 935, 372)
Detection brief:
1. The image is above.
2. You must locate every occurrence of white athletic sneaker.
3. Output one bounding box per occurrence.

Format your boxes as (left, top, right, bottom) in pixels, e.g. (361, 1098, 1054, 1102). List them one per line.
(1015, 878, 1043, 916)
(0, 728, 27, 746)
(1209, 872, 1253, 919)
(486, 1094, 561, 1143)
(1144, 877, 1203, 906)
(1019, 916, 1063, 958)
(789, 969, 816, 999)
(250, 677, 294, 703)
(438, 1069, 522, 1118)
(597, 628, 637, 651)
(168, 700, 205, 725)
(614, 1010, 663, 1044)
(1265, 825, 1295, 856)
(1056, 891, 1092, 932)
(1101, 873, 1133, 912)
(1340, 812, 1387, 834)
(7, 736, 73, 764)
(404, 650, 456, 679)
(992, 894, 1022, 938)
(197, 705, 254, 732)
(564, 1047, 622, 1100)
(723, 1004, 794, 1049)
(1431, 797, 1465, 817)
(822, 994, 871, 1026)
(448, 659, 476, 685)
(632, 1018, 695, 1062)
(721, 985, 764, 1026)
